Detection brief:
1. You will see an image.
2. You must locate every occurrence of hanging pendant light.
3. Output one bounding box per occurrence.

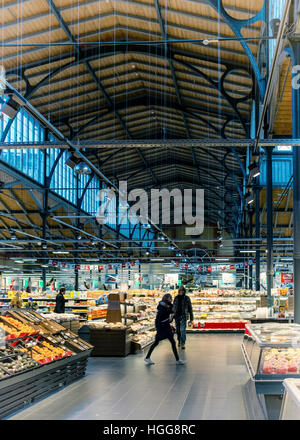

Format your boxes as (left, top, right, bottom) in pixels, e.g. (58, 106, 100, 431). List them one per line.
(74, 161, 92, 175)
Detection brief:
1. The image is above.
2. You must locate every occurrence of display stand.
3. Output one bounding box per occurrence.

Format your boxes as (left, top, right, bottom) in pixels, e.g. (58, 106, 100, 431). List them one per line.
(78, 325, 132, 357)
(0, 350, 91, 419)
(0, 309, 93, 419)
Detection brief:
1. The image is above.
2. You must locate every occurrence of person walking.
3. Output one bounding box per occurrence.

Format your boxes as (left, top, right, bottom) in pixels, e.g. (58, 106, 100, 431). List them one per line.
(144, 293, 186, 365)
(174, 286, 194, 349)
(54, 287, 66, 313)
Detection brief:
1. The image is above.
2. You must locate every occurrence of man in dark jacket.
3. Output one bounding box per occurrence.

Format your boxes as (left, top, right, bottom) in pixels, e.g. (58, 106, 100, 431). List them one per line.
(173, 286, 193, 349)
(54, 287, 66, 313)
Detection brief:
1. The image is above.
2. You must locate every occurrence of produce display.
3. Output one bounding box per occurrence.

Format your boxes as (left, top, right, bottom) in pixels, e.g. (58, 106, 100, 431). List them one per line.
(0, 310, 93, 381)
(0, 346, 39, 376)
(0, 316, 38, 337)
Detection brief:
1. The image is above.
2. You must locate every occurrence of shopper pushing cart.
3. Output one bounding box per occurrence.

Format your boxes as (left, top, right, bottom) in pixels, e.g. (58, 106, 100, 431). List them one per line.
(144, 294, 186, 365)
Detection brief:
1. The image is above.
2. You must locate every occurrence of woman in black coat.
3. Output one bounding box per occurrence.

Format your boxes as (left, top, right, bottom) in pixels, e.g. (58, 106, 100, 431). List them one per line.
(54, 287, 66, 313)
(144, 294, 186, 365)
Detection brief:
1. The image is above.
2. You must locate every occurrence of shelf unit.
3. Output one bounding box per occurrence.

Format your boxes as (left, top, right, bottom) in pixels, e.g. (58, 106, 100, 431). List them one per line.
(189, 293, 260, 332)
(121, 298, 156, 351)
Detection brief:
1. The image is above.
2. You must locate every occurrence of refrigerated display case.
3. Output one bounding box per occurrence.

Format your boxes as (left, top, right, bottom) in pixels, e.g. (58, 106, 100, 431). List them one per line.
(280, 379, 300, 420)
(242, 323, 300, 395)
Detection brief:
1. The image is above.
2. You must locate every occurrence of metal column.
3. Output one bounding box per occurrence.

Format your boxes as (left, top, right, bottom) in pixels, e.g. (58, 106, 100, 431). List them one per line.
(291, 38, 300, 323)
(249, 209, 253, 290)
(255, 187, 261, 291)
(42, 150, 48, 290)
(75, 175, 79, 291)
(265, 146, 274, 307)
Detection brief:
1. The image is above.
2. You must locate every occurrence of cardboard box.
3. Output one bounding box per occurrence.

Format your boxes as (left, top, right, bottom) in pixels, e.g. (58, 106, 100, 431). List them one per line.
(106, 293, 122, 323)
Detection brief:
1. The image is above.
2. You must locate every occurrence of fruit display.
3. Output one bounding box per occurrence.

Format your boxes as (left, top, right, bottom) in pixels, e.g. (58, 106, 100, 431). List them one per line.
(2, 316, 37, 334)
(0, 346, 39, 376)
(0, 310, 93, 376)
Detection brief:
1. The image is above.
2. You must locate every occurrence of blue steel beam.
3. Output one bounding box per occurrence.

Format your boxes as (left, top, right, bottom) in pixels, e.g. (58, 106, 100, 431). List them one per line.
(45, 0, 159, 187)
(205, 0, 266, 97)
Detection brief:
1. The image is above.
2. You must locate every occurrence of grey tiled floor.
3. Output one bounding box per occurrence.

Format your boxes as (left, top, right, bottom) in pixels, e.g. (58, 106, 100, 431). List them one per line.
(8, 334, 251, 420)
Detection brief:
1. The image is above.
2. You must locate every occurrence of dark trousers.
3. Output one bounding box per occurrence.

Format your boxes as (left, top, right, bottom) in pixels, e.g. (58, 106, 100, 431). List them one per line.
(146, 334, 179, 361)
(175, 316, 187, 344)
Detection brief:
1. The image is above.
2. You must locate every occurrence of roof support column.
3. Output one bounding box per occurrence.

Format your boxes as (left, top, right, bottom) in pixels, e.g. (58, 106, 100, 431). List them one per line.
(290, 36, 300, 323)
(42, 148, 48, 290)
(248, 208, 253, 291)
(265, 146, 274, 308)
(255, 187, 261, 291)
(75, 174, 80, 291)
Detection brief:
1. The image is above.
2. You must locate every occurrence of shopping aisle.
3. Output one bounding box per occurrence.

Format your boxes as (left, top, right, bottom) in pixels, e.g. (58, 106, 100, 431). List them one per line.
(7, 334, 251, 420)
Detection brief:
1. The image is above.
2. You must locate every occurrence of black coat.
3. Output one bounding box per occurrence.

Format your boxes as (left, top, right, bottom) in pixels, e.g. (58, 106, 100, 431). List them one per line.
(54, 292, 65, 313)
(173, 295, 194, 321)
(155, 301, 174, 340)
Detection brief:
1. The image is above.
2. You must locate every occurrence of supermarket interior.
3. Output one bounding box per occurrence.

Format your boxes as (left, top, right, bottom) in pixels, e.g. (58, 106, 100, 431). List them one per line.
(1, 0, 300, 425)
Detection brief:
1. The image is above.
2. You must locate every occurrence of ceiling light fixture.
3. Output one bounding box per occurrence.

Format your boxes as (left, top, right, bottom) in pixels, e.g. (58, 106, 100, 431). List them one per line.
(248, 162, 260, 179)
(245, 192, 254, 205)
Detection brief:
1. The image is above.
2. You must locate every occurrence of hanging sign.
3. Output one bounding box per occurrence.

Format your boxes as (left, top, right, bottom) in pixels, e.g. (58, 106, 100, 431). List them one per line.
(281, 273, 294, 283)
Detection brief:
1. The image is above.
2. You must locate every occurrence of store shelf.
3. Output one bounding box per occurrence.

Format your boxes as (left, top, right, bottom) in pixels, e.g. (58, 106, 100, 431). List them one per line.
(130, 324, 155, 333)
(123, 315, 153, 322)
(132, 339, 155, 350)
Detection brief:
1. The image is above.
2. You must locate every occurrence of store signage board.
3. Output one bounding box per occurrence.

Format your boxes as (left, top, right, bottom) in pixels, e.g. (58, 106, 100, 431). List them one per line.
(164, 273, 178, 284)
(281, 273, 294, 284)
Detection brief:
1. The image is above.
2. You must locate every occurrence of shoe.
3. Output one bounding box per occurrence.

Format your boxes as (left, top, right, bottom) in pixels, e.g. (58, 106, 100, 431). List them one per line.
(176, 359, 187, 365)
(181, 344, 185, 349)
(144, 358, 155, 365)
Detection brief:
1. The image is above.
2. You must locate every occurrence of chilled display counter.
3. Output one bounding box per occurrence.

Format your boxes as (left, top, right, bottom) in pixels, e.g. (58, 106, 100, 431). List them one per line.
(280, 379, 300, 420)
(242, 323, 300, 394)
